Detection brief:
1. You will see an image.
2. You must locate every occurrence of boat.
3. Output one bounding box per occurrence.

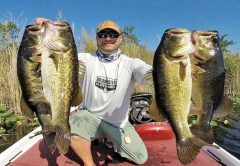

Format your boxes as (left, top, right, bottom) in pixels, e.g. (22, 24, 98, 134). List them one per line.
(0, 122, 240, 166)
(1, 93, 240, 166)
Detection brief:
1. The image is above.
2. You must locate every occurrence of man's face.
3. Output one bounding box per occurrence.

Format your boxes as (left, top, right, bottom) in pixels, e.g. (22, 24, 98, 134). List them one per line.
(96, 29, 123, 55)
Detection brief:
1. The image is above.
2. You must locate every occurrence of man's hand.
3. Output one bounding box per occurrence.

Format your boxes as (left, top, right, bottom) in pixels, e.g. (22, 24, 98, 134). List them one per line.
(35, 18, 52, 25)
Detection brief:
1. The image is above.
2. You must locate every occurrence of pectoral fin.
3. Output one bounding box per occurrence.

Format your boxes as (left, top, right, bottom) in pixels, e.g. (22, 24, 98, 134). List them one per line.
(191, 64, 205, 74)
(34, 63, 41, 77)
(29, 55, 42, 63)
(179, 62, 187, 81)
(78, 60, 86, 83)
(145, 70, 153, 81)
(149, 99, 167, 122)
(49, 53, 59, 69)
(145, 70, 155, 94)
(191, 64, 206, 80)
(188, 101, 201, 117)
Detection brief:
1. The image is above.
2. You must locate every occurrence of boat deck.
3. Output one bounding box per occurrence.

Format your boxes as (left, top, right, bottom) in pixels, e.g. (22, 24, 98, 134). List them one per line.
(9, 123, 220, 166)
(9, 139, 220, 166)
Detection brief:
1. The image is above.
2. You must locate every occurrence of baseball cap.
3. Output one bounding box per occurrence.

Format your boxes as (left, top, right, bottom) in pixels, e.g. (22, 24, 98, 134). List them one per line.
(96, 20, 121, 34)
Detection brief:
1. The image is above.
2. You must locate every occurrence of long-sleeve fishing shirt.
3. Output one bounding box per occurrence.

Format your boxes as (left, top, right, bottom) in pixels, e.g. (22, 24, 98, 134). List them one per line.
(77, 52, 152, 128)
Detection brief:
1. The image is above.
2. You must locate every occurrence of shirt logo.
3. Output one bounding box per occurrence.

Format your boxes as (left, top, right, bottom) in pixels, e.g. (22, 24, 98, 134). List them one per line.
(95, 76, 117, 92)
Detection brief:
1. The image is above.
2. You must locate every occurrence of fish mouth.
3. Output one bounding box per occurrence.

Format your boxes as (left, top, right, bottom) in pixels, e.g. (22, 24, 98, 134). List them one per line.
(191, 53, 207, 64)
(165, 53, 188, 62)
(191, 30, 218, 62)
(165, 28, 190, 36)
(26, 24, 44, 35)
(163, 28, 194, 62)
(190, 48, 216, 64)
(42, 21, 70, 33)
(163, 28, 192, 45)
(53, 21, 70, 30)
(54, 21, 69, 26)
(42, 21, 71, 52)
(194, 30, 218, 37)
(192, 30, 218, 44)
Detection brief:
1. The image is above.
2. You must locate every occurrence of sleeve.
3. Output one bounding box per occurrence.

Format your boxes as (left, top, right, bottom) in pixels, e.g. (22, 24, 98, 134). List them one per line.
(78, 53, 91, 63)
(132, 58, 152, 85)
(77, 53, 91, 85)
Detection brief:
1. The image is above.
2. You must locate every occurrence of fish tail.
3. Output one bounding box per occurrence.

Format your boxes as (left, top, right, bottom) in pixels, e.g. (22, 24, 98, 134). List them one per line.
(190, 125, 214, 144)
(43, 132, 56, 152)
(54, 126, 70, 154)
(41, 125, 70, 154)
(177, 136, 208, 165)
(41, 124, 57, 152)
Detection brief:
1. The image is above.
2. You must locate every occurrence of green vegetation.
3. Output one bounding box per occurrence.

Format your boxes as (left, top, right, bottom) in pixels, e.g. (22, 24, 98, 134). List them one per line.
(220, 34, 236, 53)
(0, 21, 20, 49)
(0, 103, 39, 152)
(122, 25, 140, 45)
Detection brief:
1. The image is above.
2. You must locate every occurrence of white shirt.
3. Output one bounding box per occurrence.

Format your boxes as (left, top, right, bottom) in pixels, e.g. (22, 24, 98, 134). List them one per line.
(78, 52, 152, 128)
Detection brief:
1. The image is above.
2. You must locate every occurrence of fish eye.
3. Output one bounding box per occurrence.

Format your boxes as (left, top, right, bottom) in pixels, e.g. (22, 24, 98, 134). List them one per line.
(212, 35, 219, 43)
(164, 33, 171, 40)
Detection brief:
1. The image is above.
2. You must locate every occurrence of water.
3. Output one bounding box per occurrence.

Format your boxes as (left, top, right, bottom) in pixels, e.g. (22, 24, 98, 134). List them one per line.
(0, 121, 38, 153)
(213, 111, 240, 159)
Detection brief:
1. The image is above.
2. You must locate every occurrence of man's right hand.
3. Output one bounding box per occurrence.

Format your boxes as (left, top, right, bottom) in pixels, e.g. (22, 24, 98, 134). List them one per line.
(35, 18, 52, 25)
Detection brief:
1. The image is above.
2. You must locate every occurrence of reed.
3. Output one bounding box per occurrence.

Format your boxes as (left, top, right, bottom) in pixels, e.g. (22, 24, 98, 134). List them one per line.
(0, 45, 21, 113)
(78, 28, 97, 53)
(224, 52, 240, 111)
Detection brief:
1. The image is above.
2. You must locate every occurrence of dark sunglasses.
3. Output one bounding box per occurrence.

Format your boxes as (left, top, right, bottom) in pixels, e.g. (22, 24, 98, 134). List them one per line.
(97, 31, 120, 39)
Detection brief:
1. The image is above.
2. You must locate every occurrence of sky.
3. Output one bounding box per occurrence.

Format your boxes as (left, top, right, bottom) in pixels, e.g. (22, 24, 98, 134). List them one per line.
(1, 0, 240, 52)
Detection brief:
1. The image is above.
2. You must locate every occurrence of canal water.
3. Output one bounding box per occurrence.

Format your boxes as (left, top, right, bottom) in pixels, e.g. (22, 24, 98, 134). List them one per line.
(213, 111, 240, 159)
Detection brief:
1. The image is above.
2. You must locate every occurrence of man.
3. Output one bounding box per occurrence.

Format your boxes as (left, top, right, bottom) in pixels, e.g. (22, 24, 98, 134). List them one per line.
(70, 20, 152, 166)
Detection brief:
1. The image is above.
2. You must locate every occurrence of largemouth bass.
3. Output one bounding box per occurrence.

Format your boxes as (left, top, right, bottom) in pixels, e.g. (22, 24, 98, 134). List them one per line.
(190, 30, 228, 143)
(17, 24, 53, 150)
(152, 28, 207, 164)
(34, 21, 82, 154)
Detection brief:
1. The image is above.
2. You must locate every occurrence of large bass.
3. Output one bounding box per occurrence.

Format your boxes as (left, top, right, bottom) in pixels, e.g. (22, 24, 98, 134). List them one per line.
(18, 21, 82, 154)
(190, 30, 229, 144)
(38, 21, 82, 154)
(17, 24, 53, 151)
(152, 28, 207, 165)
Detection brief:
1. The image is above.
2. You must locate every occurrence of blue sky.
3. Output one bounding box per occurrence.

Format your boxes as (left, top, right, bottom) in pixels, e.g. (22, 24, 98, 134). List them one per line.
(1, 0, 240, 52)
